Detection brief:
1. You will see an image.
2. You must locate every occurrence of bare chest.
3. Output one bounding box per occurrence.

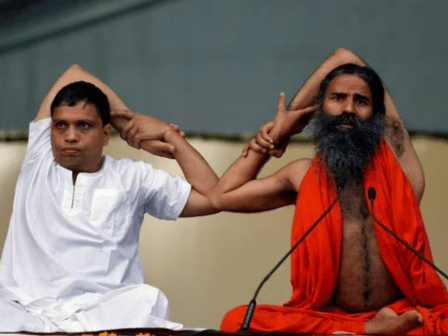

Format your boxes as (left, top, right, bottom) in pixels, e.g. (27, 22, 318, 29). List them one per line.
(331, 184, 402, 312)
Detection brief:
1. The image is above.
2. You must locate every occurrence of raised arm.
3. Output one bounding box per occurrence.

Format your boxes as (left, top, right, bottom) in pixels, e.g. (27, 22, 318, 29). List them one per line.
(209, 94, 312, 213)
(383, 88, 425, 202)
(287, 47, 364, 111)
(36, 64, 129, 121)
(115, 111, 219, 217)
(207, 49, 360, 213)
(160, 126, 219, 217)
(326, 49, 425, 201)
(37, 64, 185, 158)
(246, 48, 365, 156)
(253, 48, 425, 201)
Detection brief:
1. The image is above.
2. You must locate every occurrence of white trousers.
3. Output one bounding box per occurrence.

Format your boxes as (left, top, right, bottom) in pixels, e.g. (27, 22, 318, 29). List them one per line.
(0, 284, 183, 332)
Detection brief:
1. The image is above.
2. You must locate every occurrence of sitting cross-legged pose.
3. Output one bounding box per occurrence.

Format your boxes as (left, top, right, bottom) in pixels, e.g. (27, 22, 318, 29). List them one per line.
(210, 48, 448, 335)
(0, 64, 218, 332)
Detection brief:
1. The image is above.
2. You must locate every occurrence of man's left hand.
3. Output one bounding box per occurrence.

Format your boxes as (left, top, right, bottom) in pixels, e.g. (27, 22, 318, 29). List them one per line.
(111, 109, 185, 158)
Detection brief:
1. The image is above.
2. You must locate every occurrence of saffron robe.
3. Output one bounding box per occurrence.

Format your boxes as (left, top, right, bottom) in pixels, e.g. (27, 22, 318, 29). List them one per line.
(221, 141, 448, 334)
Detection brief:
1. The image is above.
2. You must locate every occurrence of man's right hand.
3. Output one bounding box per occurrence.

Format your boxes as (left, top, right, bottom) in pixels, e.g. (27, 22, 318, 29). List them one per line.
(243, 93, 318, 158)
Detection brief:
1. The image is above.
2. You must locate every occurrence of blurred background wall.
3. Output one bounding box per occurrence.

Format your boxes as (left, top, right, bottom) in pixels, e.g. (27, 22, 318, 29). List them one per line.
(1, 0, 448, 133)
(0, 0, 447, 330)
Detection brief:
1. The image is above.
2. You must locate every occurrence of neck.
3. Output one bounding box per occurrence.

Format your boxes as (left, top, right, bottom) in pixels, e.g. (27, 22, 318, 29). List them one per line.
(72, 171, 79, 185)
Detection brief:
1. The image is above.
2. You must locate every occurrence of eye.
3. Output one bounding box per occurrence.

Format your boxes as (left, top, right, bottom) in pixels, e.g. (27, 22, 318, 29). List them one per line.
(356, 99, 369, 106)
(79, 122, 91, 130)
(54, 122, 66, 129)
(331, 94, 344, 101)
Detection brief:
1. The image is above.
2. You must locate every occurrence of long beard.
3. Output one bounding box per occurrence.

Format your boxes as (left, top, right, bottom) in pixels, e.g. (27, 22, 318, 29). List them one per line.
(312, 109, 385, 180)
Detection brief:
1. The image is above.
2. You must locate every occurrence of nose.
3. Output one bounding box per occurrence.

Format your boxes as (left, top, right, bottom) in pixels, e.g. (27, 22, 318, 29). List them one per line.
(343, 98, 355, 114)
(65, 125, 79, 142)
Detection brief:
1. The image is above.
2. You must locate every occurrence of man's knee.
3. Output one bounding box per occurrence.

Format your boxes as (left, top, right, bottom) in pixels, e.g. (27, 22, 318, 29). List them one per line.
(0, 300, 48, 332)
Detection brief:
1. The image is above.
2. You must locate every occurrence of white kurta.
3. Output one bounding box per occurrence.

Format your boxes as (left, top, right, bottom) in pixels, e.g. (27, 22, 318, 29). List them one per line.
(0, 118, 191, 332)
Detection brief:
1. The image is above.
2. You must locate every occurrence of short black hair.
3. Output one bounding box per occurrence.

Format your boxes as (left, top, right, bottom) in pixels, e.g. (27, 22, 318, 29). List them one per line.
(317, 63, 386, 116)
(50, 81, 111, 125)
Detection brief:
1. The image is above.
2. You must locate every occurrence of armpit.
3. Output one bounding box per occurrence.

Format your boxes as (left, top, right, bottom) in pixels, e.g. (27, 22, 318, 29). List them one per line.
(385, 117, 406, 157)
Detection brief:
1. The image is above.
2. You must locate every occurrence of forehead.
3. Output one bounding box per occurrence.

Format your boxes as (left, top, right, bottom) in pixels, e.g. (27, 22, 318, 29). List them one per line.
(52, 102, 101, 121)
(325, 74, 372, 98)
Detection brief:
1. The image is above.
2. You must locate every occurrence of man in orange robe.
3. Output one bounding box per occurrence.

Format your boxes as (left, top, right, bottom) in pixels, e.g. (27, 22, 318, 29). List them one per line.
(210, 48, 448, 334)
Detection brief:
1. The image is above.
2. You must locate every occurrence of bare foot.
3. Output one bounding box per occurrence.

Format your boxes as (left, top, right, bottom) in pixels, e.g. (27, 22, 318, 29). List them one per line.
(365, 307, 422, 335)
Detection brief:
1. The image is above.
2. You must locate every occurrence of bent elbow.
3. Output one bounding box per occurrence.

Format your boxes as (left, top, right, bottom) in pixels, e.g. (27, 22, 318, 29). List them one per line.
(334, 47, 350, 54)
(64, 64, 87, 79)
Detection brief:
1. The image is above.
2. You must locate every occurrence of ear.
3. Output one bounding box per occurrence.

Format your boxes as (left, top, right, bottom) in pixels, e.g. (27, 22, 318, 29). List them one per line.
(103, 124, 112, 146)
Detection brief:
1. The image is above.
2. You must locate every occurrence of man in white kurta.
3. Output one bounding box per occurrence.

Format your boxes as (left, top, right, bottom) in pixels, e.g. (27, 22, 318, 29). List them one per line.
(0, 65, 218, 332)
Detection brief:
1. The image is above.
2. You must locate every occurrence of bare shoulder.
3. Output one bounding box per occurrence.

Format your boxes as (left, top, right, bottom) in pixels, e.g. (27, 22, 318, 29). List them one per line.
(279, 157, 313, 192)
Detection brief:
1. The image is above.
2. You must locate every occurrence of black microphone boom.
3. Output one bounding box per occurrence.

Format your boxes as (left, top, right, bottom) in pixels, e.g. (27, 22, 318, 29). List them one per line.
(368, 187, 448, 281)
(239, 176, 347, 331)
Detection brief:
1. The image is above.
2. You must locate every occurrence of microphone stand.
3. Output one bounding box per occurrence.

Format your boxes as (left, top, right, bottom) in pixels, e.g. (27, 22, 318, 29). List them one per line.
(239, 175, 347, 331)
(368, 187, 448, 281)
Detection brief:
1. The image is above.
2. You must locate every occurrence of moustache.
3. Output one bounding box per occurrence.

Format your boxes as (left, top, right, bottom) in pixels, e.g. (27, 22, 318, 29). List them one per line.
(327, 113, 361, 130)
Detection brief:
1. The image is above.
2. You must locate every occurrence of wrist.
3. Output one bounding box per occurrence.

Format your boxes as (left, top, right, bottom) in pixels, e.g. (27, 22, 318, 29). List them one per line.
(163, 127, 184, 146)
(270, 129, 288, 144)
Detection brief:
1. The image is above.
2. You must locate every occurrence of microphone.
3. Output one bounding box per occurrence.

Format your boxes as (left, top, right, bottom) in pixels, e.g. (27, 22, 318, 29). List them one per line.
(239, 175, 347, 331)
(368, 187, 448, 281)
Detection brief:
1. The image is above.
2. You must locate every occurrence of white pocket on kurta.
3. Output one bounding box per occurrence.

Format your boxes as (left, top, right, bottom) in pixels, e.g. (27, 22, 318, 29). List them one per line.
(90, 189, 120, 235)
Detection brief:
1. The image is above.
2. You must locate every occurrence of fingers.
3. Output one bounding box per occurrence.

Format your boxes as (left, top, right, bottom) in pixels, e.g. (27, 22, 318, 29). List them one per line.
(277, 92, 286, 113)
(119, 119, 133, 139)
(255, 130, 274, 150)
(122, 123, 141, 149)
(242, 121, 277, 157)
(258, 121, 275, 145)
(129, 131, 143, 149)
(241, 138, 267, 156)
(169, 123, 186, 139)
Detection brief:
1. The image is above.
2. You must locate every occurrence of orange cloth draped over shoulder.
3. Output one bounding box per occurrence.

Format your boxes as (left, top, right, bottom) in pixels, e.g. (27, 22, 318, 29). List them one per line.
(221, 140, 448, 334)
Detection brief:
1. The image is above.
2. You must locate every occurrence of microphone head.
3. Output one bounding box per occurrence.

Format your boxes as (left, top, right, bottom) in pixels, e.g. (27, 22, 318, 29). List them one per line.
(337, 175, 347, 192)
(368, 187, 376, 200)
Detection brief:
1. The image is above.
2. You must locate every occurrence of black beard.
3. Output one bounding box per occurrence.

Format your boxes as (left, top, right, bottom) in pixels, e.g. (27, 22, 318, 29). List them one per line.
(312, 109, 385, 181)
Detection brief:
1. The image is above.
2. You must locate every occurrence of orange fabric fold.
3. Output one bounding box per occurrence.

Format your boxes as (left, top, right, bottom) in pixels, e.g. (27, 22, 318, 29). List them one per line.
(221, 141, 448, 334)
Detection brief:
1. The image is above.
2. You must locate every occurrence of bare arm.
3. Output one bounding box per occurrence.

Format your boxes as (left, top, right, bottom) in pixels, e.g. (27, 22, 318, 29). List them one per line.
(247, 48, 365, 156)
(116, 112, 219, 217)
(209, 95, 312, 213)
(383, 89, 425, 202)
(287, 47, 364, 111)
(328, 49, 425, 201)
(36, 64, 129, 121)
(209, 49, 363, 212)
(37, 64, 185, 158)
(209, 151, 310, 213)
(164, 128, 219, 217)
(253, 48, 425, 201)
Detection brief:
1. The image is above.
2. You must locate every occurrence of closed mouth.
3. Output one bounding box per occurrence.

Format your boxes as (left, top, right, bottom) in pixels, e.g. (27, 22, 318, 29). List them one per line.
(338, 122, 355, 130)
(62, 148, 81, 154)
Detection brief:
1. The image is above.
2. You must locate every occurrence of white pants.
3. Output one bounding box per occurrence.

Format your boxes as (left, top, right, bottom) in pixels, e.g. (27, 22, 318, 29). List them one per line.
(0, 284, 183, 332)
